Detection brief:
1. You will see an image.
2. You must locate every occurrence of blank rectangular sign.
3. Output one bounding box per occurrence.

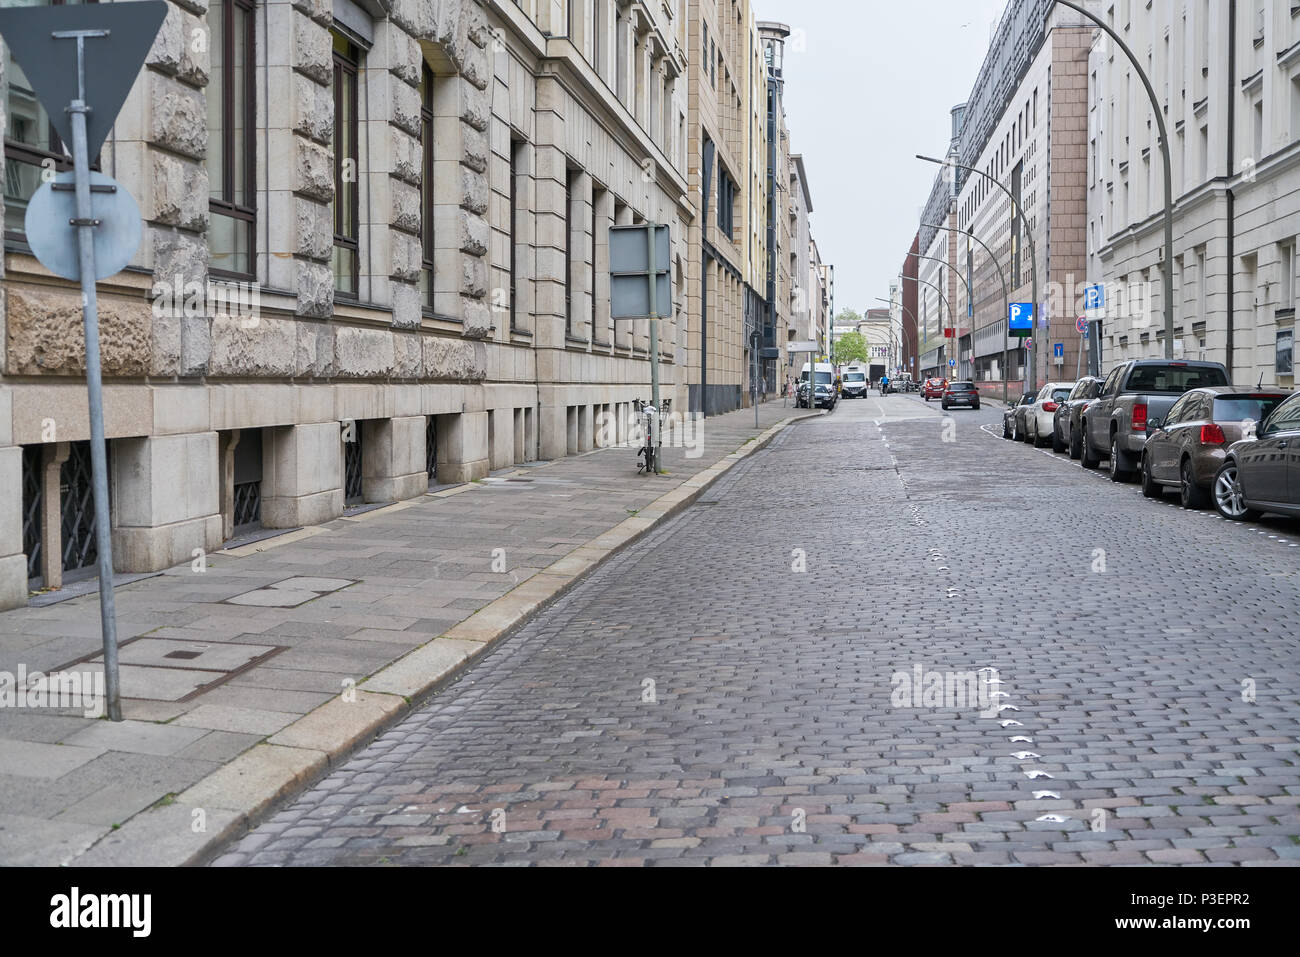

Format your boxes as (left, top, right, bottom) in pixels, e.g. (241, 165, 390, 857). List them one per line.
(612, 273, 672, 319)
(610, 224, 671, 273)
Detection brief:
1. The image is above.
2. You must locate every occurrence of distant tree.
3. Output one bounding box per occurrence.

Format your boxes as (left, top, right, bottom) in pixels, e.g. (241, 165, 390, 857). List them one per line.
(835, 307, 863, 327)
(833, 331, 870, 366)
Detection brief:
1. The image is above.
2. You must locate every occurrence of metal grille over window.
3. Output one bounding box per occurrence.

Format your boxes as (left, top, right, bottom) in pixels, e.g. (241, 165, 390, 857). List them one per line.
(344, 423, 363, 504)
(425, 416, 437, 484)
(232, 431, 262, 531)
(21, 446, 42, 582)
(60, 441, 102, 575)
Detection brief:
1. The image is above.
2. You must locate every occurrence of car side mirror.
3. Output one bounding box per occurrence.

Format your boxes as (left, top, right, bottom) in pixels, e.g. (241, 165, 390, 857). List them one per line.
(1148, 418, 1162, 431)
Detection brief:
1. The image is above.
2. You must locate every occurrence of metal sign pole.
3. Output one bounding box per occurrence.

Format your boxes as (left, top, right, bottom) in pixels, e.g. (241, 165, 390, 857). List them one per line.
(646, 225, 661, 474)
(60, 29, 121, 721)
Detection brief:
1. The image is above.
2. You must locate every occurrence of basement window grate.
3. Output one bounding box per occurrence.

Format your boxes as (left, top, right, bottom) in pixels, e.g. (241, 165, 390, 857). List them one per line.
(60, 441, 103, 574)
(344, 424, 364, 505)
(22, 446, 42, 582)
(426, 415, 437, 483)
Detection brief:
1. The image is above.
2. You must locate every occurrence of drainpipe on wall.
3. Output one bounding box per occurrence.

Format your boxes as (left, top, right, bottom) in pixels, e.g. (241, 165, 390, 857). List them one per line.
(1226, 0, 1237, 377)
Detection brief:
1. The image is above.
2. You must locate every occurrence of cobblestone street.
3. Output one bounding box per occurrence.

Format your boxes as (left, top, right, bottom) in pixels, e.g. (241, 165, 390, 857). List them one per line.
(220, 395, 1300, 866)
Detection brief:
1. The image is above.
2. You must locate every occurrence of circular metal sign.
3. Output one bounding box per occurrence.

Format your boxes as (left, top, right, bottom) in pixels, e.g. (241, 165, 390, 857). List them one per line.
(24, 170, 142, 281)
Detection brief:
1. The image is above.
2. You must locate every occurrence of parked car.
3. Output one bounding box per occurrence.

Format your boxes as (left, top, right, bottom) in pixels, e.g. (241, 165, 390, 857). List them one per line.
(1141, 388, 1288, 509)
(796, 361, 838, 410)
(923, 378, 947, 401)
(841, 367, 869, 399)
(1002, 392, 1037, 440)
(1053, 376, 1103, 457)
(1025, 381, 1076, 447)
(1212, 391, 1300, 520)
(1080, 359, 1231, 480)
(941, 381, 981, 411)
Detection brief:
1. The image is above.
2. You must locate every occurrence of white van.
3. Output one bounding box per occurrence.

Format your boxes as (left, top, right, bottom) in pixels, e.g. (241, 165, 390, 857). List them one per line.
(798, 362, 837, 410)
(841, 364, 869, 399)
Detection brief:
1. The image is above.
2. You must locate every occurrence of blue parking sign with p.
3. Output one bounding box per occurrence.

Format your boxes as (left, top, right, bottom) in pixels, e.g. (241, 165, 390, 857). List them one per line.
(1009, 302, 1034, 332)
(1084, 284, 1104, 310)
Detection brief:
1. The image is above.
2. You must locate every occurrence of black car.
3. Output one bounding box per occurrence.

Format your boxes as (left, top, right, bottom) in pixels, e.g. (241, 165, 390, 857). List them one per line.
(1212, 391, 1300, 521)
(1053, 375, 1103, 457)
(942, 381, 981, 411)
(1002, 392, 1036, 440)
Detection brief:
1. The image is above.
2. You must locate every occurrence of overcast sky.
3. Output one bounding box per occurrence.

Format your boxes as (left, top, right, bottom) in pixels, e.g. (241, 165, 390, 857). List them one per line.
(755, 0, 1010, 317)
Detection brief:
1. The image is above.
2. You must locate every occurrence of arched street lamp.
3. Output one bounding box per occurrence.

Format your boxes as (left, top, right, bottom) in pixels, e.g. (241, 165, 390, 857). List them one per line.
(917, 153, 1040, 392)
(900, 274, 956, 379)
(875, 296, 911, 376)
(1052, 0, 1174, 359)
(922, 221, 1011, 402)
(914, 252, 977, 378)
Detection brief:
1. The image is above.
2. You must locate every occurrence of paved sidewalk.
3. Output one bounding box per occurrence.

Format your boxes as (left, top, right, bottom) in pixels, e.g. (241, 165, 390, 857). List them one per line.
(0, 399, 811, 865)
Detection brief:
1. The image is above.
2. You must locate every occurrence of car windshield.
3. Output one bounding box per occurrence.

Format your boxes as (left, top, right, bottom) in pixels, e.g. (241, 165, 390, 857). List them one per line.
(1126, 364, 1229, 392)
(1051, 389, 1071, 402)
(951, 382, 975, 390)
(815, 372, 832, 385)
(1214, 395, 1287, 423)
(846, 373, 865, 382)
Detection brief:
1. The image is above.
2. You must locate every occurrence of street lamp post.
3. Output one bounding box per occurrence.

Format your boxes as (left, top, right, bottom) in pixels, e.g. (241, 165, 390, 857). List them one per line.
(921, 222, 1012, 403)
(875, 296, 909, 379)
(1052, 0, 1174, 358)
(900, 274, 957, 381)
(917, 153, 1040, 393)
(914, 252, 975, 380)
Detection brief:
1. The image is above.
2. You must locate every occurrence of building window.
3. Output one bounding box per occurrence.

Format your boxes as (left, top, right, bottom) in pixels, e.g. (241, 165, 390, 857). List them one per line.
(1278, 328, 1295, 376)
(510, 139, 524, 331)
(420, 65, 435, 311)
(3, 0, 99, 243)
(332, 31, 361, 299)
(717, 169, 735, 239)
(565, 169, 577, 336)
(208, 0, 256, 278)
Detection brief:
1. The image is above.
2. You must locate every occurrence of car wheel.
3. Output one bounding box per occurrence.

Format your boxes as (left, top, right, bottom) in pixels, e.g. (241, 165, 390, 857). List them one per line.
(1003, 418, 1012, 439)
(1021, 421, 1034, 443)
(941, 401, 949, 410)
(1033, 423, 1048, 448)
(974, 403, 981, 411)
(1051, 424, 1066, 453)
(1069, 425, 1082, 460)
(1213, 462, 1260, 521)
(1140, 454, 1163, 499)
(1109, 434, 1133, 482)
(1180, 458, 1210, 510)
(1081, 425, 1101, 469)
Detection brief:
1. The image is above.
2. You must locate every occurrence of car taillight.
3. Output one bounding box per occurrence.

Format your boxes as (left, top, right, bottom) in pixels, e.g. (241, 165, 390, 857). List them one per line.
(1200, 423, 1226, 445)
(1043, 401, 1058, 412)
(1132, 403, 1148, 432)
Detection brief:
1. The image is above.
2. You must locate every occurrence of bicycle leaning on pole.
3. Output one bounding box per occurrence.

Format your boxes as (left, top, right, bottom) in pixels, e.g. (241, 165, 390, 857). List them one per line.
(633, 397, 670, 474)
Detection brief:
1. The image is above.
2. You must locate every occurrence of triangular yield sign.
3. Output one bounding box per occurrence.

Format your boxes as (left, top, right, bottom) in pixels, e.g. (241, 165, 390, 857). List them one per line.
(0, 1, 168, 160)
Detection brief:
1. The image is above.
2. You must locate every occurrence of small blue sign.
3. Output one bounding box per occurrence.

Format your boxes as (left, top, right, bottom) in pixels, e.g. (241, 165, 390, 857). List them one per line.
(1009, 302, 1035, 332)
(1053, 342, 1065, 358)
(1084, 284, 1104, 310)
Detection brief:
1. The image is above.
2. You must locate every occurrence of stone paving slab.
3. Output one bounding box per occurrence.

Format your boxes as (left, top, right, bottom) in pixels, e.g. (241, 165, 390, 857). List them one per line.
(0, 400, 810, 864)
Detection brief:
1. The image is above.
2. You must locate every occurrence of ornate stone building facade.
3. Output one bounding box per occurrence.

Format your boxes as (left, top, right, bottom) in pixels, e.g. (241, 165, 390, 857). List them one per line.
(0, 0, 694, 608)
